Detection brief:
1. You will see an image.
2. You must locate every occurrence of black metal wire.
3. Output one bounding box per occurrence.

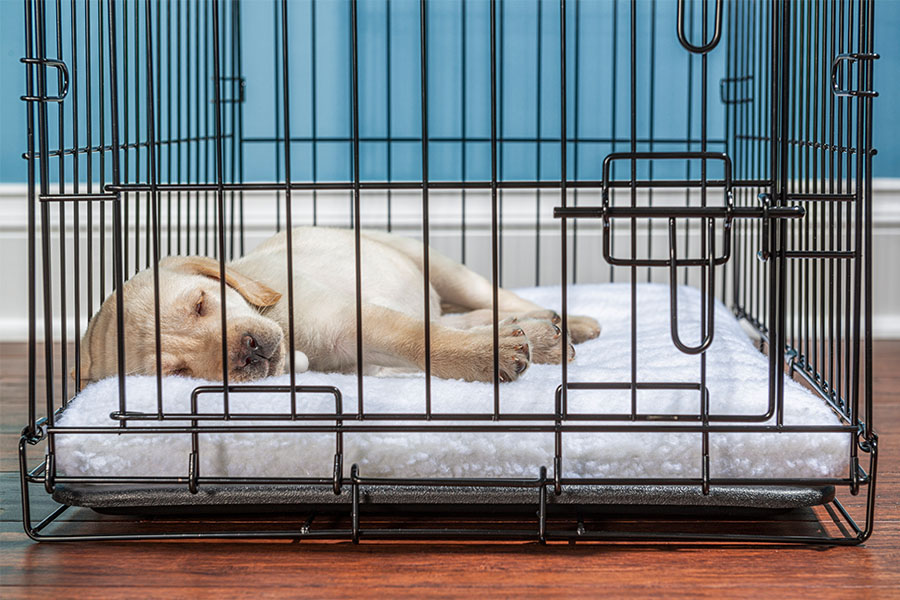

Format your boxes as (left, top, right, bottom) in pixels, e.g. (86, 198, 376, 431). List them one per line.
(351, 0, 364, 415)
(419, 0, 432, 417)
(210, 0, 229, 413)
(534, 0, 542, 287)
(279, 0, 298, 413)
(142, 0, 163, 417)
(558, 0, 568, 435)
(385, 0, 391, 232)
(490, 0, 500, 414)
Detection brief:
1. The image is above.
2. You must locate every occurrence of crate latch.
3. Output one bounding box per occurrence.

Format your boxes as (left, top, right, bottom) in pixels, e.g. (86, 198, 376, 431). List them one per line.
(757, 192, 771, 262)
(214, 76, 246, 104)
(668, 217, 717, 355)
(554, 152, 804, 356)
(831, 53, 879, 98)
(20, 57, 69, 103)
(720, 75, 753, 104)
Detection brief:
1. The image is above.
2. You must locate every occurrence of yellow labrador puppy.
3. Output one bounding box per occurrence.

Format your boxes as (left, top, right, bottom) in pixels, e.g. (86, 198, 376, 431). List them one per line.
(78, 227, 601, 387)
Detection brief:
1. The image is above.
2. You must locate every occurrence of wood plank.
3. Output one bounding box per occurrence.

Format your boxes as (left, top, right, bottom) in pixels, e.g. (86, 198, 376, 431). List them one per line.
(5, 585, 900, 600)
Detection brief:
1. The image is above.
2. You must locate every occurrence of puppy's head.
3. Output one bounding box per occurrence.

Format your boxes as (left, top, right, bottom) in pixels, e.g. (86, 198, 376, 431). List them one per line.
(77, 256, 285, 388)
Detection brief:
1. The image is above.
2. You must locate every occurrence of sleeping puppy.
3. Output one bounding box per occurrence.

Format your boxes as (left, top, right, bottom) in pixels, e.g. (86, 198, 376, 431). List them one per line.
(77, 227, 601, 387)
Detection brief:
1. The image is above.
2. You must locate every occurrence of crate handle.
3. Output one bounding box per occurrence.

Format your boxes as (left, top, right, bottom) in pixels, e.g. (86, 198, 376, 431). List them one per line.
(676, 0, 722, 55)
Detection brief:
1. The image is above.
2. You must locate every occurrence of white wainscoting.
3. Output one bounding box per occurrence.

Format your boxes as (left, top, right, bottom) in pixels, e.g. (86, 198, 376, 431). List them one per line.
(0, 180, 898, 341)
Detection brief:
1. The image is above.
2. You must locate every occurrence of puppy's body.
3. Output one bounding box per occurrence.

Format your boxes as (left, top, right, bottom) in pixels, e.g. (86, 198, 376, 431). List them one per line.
(232, 227, 440, 373)
(79, 227, 601, 386)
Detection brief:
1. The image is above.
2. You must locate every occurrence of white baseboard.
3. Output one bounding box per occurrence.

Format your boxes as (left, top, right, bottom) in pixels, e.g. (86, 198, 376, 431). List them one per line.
(1, 179, 898, 341)
(873, 316, 900, 340)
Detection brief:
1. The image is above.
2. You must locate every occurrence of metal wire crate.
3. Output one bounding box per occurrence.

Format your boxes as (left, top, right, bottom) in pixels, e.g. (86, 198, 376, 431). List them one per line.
(18, 0, 879, 544)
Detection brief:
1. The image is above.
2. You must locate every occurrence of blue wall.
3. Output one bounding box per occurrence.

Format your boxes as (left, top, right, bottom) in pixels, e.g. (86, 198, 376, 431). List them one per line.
(871, 0, 899, 176)
(1, 0, 897, 184)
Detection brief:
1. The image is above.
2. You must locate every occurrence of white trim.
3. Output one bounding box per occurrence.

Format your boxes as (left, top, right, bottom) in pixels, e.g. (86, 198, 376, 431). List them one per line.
(0, 319, 41, 342)
(2, 180, 898, 230)
(0, 318, 84, 343)
(872, 178, 900, 230)
(873, 316, 900, 340)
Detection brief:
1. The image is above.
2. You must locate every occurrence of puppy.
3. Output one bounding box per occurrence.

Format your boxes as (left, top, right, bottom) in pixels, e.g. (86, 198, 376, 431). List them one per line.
(77, 227, 601, 387)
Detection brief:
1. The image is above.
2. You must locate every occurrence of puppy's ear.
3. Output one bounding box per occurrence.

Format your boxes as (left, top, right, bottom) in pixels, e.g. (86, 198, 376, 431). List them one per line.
(76, 292, 117, 391)
(71, 368, 93, 392)
(160, 256, 282, 308)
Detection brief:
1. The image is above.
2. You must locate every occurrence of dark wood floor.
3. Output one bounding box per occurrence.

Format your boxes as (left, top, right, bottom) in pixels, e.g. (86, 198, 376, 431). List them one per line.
(1, 342, 898, 598)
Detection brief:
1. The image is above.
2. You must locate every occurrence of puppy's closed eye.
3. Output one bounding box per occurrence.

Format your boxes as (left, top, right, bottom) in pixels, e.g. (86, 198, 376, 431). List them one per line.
(194, 291, 206, 317)
(168, 366, 193, 377)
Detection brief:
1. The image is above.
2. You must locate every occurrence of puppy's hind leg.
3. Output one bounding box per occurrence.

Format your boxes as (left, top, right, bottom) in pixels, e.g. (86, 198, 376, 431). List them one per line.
(363, 230, 601, 344)
(357, 304, 532, 382)
(432, 255, 600, 345)
(429, 258, 546, 315)
(362, 230, 542, 314)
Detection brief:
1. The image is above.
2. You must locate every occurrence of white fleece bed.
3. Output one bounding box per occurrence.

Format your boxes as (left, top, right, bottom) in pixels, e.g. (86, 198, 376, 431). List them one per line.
(55, 283, 848, 481)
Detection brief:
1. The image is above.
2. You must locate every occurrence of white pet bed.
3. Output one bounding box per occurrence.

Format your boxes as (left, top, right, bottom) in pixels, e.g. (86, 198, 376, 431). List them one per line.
(54, 283, 847, 490)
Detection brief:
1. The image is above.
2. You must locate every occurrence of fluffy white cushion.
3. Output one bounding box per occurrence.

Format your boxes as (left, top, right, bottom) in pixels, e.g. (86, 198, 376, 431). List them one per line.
(55, 283, 847, 481)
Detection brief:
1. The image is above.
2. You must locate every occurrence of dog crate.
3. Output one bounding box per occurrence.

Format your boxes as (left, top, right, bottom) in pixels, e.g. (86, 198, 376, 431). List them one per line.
(18, 0, 879, 543)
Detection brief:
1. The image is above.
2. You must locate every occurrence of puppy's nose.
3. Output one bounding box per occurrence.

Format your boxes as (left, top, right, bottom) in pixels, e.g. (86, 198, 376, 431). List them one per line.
(240, 333, 267, 365)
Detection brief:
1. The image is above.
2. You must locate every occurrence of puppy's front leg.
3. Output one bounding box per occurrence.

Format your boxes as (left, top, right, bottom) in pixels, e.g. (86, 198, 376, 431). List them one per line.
(360, 305, 532, 383)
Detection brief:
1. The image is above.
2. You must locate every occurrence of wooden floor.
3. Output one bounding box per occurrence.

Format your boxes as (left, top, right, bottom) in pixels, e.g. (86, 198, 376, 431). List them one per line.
(1, 342, 898, 598)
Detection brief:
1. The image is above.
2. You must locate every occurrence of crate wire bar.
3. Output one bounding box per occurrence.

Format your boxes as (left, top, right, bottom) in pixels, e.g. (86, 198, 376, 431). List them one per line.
(19, 0, 878, 543)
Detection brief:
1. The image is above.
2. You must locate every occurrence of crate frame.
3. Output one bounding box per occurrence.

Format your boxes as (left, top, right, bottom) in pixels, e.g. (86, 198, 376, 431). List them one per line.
(18, 0, 879, 544)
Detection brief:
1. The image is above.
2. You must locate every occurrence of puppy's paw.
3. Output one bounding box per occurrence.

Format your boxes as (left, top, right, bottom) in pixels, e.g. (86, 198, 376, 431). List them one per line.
(462, 323, 532, 382)
(434, 324, 532, 383)
(567, 315, 602, 344)
(495, 324, 532, 382)
(518, 319, 574, 364)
